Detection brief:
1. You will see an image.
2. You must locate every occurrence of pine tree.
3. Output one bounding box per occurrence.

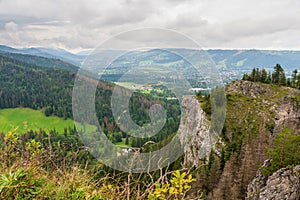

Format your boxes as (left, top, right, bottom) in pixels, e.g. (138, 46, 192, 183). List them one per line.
(125, 135, 129, 145)
(272, 64, 286, 86)
(261, 68, 268, 83)
(291, 69, 298, 88)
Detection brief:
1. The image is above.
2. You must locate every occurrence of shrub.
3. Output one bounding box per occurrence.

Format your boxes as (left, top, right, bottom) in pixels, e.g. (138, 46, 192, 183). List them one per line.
(261, 127, 300, 176)
(148, 170, 195, 200)
(0, 168, 44, 199)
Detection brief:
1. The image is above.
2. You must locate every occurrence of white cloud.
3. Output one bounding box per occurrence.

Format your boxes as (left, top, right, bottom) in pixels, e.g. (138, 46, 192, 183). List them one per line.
(4, 21, 18, 31)
(0, 0, 299, 51)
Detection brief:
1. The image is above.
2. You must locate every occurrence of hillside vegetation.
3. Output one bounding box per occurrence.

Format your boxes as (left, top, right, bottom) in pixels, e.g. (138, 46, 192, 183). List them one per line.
(194, 80, 300, 199)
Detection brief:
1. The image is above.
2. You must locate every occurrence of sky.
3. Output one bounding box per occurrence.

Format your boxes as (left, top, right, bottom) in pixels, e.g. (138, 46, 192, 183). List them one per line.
(0, 0, 300, 52)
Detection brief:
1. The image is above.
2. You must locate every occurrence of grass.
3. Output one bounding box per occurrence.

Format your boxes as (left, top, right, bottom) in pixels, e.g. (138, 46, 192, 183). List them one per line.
(139, 89, 151, 94)
(115, 138, 131, 147)
(138, 66, 171, 73)
(0, 108, 96, 134)
(115, 82, 144, 89)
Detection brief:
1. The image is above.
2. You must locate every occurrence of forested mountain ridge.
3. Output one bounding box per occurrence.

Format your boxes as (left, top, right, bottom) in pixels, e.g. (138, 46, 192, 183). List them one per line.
(0, 45, 85, 66)
(0, 54, 76, 119)
(0, 53, 181, 147)
(0, 52, 78, 72)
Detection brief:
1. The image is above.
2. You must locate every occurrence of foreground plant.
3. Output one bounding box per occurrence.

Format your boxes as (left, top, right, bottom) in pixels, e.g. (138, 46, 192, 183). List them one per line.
(0, 168, 44, 199)
(148, 170, 195, 200)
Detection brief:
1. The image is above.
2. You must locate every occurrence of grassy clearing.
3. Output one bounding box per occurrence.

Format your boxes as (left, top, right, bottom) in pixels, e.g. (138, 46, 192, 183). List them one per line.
(115, 82, 144, 89)
(115, 138, 131, 147)
(0, 108, 92, 134)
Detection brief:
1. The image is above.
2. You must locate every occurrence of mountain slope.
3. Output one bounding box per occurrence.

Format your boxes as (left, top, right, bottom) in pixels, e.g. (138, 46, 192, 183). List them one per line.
(0, 52, 78, 72)
(210, 81, 300, 199)
(0, 54, 181, 148)
(184, 80, 300, 199)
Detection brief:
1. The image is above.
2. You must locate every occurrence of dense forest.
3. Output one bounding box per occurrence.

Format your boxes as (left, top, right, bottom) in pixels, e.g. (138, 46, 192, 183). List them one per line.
(0, 53, 181, 149)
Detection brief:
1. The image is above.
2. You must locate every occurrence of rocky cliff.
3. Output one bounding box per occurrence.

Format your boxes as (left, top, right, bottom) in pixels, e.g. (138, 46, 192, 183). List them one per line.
(274, 95, 300, 134)
(178, 96, 213, 167)
(186, 80, 300, 199)
(246, 161, 300, 200)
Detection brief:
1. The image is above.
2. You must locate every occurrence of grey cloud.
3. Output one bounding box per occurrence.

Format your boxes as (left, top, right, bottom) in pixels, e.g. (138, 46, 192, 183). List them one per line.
(0, 15, 64, 30)
(206, 16, 299, 43)
(167, 15, 208, 29)
(0, 0, 299, 51)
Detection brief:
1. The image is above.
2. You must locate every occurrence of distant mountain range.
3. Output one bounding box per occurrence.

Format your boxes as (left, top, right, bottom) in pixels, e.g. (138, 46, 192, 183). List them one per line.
(207, 49, 300, 71)
(1, 45, 299, 70)
(0, 45, 86, 66)
(1, 45, 299, 83)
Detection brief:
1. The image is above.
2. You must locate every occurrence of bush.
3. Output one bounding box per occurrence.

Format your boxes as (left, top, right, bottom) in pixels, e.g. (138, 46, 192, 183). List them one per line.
(266, 122, 275, 133)
(0, 168, 44, 199)
(148, 170, 195, 200)
(261, 127, 300, 176)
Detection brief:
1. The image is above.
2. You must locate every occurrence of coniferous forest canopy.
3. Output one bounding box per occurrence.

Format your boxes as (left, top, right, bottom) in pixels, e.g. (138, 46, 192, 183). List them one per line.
(0, 53, 181, 148)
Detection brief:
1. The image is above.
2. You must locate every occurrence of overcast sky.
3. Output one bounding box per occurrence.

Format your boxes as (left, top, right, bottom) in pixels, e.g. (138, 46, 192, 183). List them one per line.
(0, 0, 300, 52)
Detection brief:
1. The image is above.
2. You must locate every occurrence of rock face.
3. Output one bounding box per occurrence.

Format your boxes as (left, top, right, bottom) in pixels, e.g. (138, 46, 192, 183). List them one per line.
(247, 163, 300, 200)
(226, 80, 274, 98)
(274, 95, 300, 134)
(178, 96, 214, 167)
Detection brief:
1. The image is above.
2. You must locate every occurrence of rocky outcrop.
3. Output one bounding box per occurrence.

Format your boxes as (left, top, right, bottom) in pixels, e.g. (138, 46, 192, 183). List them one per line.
(274, 95, 300, 134)
(226, 80, 274, 98)
(178, 96, 214, 167)
(247, 163, 300, 200)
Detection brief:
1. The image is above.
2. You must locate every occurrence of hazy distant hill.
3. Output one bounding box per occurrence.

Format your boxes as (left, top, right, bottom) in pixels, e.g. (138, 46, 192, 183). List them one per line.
(0, 45, 85, 66)
(1, 45, 300, 82)
(1, 45, 300, 72)
(0, 51, 78, 72)
(207, 49, 300, 71)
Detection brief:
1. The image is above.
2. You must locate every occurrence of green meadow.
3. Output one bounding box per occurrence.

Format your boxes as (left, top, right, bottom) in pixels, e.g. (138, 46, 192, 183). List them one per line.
(0, 108, 96, 134)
